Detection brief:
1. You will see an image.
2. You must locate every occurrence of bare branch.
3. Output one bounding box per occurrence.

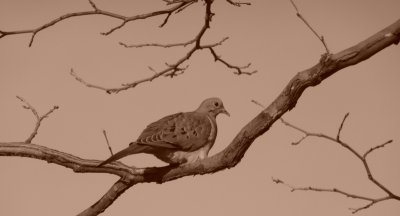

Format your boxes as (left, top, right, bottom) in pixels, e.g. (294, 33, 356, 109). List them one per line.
(70, 69, 113, 93)
(251, 99, 266, 109)
(272, 177, 393, 214)
(102, 130, 113, 156)
(78, 178, 133, 216)
(2, 18, 400, 215)
(279, 115, 399, 213)
(226, 0, 251, 7)
(88, 0, 99, 11)
(119, 38, 196, 48)
(163, 0, 197, 5)
(101, 21, 128, 36)
(272, 177, 375, 201)
(363, 139, 393, 158)
(289, 0, 330, 53)
(16, 96, 58, 143)
(208, 47, 257, 75)
(336, 112, 349, 141)
(77, 1, 254, 93)
(0, 1, 192, 46)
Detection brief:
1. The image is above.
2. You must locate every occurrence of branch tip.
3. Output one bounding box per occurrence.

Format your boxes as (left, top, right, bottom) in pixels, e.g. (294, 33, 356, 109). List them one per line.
(281, 115, 399, 213)
(336, 112, 350, 141)
(289, 0, 330, 53)
(102, 130, 113, 156)
(16, 96, 58, 143)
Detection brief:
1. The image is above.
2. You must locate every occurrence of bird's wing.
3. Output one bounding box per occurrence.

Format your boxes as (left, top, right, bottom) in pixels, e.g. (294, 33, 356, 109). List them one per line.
(136, 112, 212, 151)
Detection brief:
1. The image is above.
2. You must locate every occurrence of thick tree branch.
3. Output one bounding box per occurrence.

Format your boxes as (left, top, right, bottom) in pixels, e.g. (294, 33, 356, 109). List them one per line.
(277, 114, 399, 213)
(1, 19, 400, 216)
(0, 0, 192, 47)
(77, 178, 133, 216)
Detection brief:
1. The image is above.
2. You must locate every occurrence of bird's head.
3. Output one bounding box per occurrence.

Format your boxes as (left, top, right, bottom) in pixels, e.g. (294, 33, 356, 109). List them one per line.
(196, 97, 230, 118)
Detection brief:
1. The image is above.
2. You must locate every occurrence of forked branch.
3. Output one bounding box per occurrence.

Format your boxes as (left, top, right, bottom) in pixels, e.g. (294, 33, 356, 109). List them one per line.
(0, 0, 192, 47)
(275, 114, 399, 213)
(16, 96, 58, 143)
(72, 1, 254, 93)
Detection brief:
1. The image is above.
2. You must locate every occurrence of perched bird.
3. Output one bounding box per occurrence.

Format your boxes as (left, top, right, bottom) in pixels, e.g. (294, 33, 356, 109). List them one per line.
(98, 97, 229, 167)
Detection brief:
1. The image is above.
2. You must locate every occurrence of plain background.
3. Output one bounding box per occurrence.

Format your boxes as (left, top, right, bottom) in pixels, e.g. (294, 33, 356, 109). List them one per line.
(0, 0, 399, 215)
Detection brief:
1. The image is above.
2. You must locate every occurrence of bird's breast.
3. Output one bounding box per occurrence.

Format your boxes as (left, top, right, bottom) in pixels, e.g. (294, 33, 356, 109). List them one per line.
(154, 141, 213, 164)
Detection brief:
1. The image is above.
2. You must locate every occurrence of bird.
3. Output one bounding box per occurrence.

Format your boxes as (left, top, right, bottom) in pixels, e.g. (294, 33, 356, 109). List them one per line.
(98, 97, 229, 167)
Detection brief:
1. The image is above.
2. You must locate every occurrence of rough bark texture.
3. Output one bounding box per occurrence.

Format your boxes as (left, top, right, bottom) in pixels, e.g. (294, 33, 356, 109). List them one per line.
(0, 19, 399, 216)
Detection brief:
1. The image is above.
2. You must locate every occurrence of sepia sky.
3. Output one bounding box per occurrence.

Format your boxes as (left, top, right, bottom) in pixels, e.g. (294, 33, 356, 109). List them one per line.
(0, 0, 399, 215)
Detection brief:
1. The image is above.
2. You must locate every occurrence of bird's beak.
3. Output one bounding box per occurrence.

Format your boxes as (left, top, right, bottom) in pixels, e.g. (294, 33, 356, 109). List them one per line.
(221, 108, 230, 117)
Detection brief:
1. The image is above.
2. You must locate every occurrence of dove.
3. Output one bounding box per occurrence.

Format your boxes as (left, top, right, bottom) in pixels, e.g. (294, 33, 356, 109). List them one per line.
(98, 97, 229, 167)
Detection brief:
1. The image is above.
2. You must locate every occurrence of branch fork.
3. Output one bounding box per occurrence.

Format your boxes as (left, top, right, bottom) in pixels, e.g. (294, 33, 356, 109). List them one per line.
(16, 96, 58, 143)
(276, 113, 399, 213)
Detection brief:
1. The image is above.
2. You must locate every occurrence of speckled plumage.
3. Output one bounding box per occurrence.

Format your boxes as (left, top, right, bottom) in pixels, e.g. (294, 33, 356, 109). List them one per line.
(98, 97, 229, 166)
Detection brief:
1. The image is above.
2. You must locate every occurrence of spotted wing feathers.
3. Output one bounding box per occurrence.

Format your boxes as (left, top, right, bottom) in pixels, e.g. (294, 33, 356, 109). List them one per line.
(136, 112, 211, 151)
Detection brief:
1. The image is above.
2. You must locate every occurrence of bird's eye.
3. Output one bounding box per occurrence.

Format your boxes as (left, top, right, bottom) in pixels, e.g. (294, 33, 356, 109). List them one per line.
(214, 102, 219, 107)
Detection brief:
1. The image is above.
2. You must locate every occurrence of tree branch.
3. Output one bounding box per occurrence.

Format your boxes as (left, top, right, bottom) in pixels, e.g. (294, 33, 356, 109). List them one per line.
(336, 112, 349, 141)
(16, 96, 59, 143)
(277, 114, 399, 213)
(272, 177, 394, 214)
(1, 0, 255, 92)
(208, 47, 257, 75)
(77, 178, 133, 216)
(73, 1, 255, 94)
(102, 130, 113, 156)
(289, 0, 330, 53)
(1, 18, 400, 216)
(0, 0, 193, 46)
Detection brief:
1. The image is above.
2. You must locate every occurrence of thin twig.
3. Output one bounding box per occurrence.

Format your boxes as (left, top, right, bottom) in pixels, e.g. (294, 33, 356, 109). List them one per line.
(0, 0, 192, 46)
(251, 99, 266, 109)
(363, 139, 393, 158)
(102, 130, 113, 155)
(74, 2, 255, 94)
(272, 177, 393, 214)
(119, 38, 196, 48)
(289, 0, 330, 53)
(70, 69, 111, 92)
(16, 96, 58, 143)
(209, 47, 257, 75)
(336, 112, 349, 141)
(277, 116, 399, 213)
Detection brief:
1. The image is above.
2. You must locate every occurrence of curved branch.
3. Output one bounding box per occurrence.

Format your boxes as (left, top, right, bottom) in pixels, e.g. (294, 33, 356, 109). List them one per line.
(73, 0, 255, 93)
(208, 47, 257, 75)
(0, 0, 192, 46)
(277, 114, 399, 213)
(272, 177, 395, 214)
(1, 19, 400, 216)
(16, 96, 59, 143)
(0, 142, 133, 177)
(77, 178, 134, 216)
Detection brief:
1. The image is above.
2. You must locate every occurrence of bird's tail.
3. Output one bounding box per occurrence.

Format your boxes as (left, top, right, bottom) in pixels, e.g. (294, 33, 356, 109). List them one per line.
(97, 142, 148, 167)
